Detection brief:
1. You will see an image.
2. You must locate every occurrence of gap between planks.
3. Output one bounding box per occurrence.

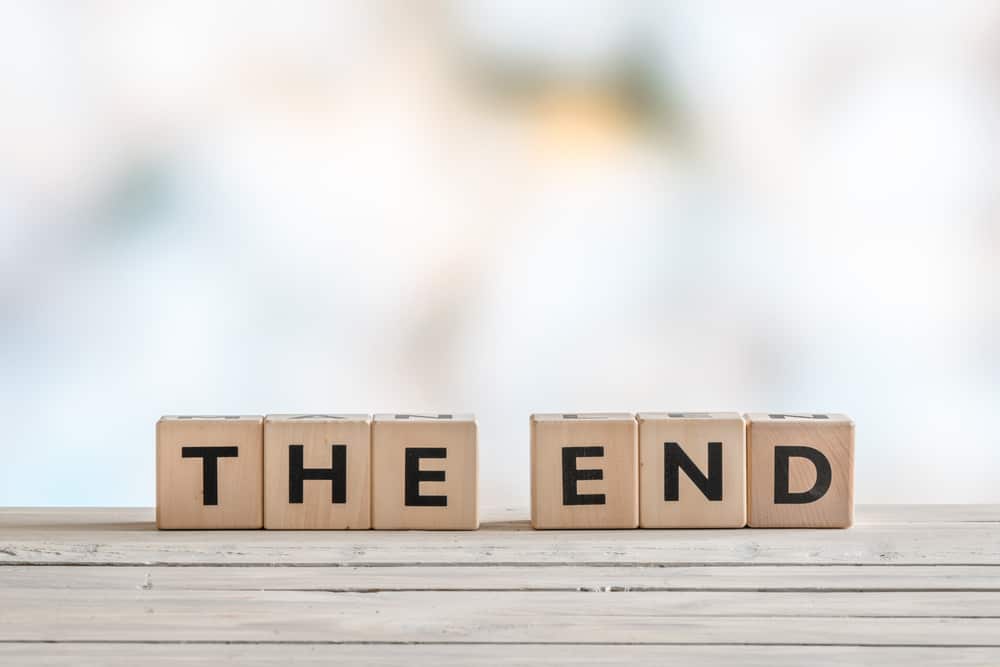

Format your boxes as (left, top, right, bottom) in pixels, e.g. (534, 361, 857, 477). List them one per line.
(1, 640, 1000, 647)
(2, 643, 999, 667)
(3, 561, 1000, 567)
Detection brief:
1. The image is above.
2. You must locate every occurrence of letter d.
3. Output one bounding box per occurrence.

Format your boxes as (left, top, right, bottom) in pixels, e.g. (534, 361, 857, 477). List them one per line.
(774, 446, 831, 504)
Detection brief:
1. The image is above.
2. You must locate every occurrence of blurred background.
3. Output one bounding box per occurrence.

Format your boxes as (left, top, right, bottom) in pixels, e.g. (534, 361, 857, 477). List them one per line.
(1, 1, 998, 507)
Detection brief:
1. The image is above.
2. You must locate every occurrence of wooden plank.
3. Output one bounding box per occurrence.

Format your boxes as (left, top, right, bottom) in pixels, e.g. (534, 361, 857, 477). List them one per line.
(1, 644, 998, 667)
(1, 509, 997, 567)
(1, 590, 1000, 644)
(2, 565, 998, 592)
(2, 521, 997, 565)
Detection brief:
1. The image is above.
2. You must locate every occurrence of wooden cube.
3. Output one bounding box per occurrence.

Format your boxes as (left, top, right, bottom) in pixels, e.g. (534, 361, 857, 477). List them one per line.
(156, 415, 263, 529)
(371, 414, 478, 530)
(638, 412, 746, 528)
(747, 413, 854, 528)
(530, 413, 638, 529)
(263, 414, 371, 530)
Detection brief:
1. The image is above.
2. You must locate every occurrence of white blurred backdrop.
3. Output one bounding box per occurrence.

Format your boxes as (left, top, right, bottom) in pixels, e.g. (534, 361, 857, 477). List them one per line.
(1, 2, 998, 506)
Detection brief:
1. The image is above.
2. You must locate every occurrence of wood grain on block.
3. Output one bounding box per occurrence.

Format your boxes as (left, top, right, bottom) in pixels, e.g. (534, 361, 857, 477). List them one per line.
(530, 413, 638, 529)
(638, 412, 746, 528)
(747, 413, 854, 528)
(263, 414, 371, 530)
(371, 414, 478, 530)
(155, 416, 263, 530)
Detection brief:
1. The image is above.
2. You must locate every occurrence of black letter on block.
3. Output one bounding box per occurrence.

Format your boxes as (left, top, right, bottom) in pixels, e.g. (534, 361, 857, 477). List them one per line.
(288, 444, 347, 504)
(664, 442, 723, 501)
(181, 446, 239, 506)
(562, 446, 606, 505)
(405, 447, 447, 506)
(774, 446, 832, 504)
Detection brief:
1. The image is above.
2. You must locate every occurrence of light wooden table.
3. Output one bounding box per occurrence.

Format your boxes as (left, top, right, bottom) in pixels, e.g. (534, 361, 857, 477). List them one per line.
(1, 506, 998, 665)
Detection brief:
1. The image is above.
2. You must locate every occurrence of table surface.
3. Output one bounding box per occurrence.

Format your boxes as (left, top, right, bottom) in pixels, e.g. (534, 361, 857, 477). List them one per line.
(1, 505, 998, 665)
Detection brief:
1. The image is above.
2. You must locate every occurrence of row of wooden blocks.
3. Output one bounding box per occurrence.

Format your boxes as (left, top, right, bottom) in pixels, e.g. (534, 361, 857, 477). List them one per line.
(156, 412, 854, 530)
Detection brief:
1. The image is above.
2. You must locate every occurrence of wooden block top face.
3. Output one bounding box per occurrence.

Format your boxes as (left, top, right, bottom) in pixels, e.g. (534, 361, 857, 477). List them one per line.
(156, 417, 263, 530)
(371, 419, 478, 530)
(745, 413, 852, 424)
(531, 413, 634, 422)
(531, 417, 638, 529)
(637, 412, 742, 421)
(160, 415, 263, 422)
(266, 414, 370, 422)
(747, 415, 854, 528)
(373, 413, 475, 422)
(638, 414, 746, 528)
(263, 417, 371, 530)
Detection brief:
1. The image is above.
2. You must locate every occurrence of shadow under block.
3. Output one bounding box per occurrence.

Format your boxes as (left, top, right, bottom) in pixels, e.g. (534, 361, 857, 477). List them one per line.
(637, 412, 746, 528)
(371, 414, 478, 530)
(747, 413, 854, 528)
(156, 416, 263, 530)
(530, 413, 638, 529)
(263, 414, 371, 530)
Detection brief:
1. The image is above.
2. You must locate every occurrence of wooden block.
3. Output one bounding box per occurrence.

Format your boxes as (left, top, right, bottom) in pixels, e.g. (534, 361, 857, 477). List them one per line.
(263, 414, 371, 530)
(637, 412, 746, 528)
(746, 413, 854, 528)
(156, 415, 263, 529)
(371, 414, 478, 530)
(530, 413, 638, 529)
